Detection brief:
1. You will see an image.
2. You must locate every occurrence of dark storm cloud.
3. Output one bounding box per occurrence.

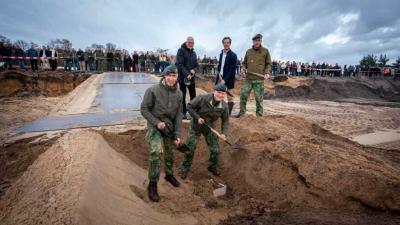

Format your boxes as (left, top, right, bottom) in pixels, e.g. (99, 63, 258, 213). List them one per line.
(0, 0, 399, 64)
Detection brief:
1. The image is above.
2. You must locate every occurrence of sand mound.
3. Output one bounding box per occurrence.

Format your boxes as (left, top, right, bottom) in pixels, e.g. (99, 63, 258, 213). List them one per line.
(0, 130, 204, 225)
(1, 115, 399, 224)
(50, 73, 103, 115)
(222, 116, 400, 212)
(197, 76, 400, 102)
(0, 71, 91, 97)
(267, 77, 400, 101)
(104, 116, 400, 213)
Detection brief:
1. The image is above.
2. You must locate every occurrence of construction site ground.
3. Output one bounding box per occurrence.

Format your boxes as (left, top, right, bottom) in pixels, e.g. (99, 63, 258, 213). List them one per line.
(0, 71, 399, 225)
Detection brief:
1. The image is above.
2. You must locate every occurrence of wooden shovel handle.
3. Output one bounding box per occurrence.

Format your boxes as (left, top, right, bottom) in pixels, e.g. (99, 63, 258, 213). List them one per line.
(204, 124, 226, 141)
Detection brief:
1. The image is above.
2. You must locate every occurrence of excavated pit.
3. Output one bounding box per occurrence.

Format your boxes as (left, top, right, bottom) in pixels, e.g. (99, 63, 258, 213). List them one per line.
(0, 71, 91, 97)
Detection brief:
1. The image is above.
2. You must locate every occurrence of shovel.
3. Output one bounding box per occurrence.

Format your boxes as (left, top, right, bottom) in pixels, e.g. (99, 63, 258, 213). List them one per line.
(247, 71, 288, 82)
(203, 123, 242, 151)
(176, 143, 190, 154)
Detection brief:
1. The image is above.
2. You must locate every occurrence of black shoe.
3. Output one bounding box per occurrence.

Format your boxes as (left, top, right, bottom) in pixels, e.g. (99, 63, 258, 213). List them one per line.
(165, 175, 180, 187)
(147, 181, 160, 202)
(208, 166, 221, 176)
(180, 170, 188, 180)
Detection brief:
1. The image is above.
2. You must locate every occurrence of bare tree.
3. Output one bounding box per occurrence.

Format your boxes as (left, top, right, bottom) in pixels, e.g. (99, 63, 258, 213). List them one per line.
(14, 40, 30, 51)
(47, 38, 72, 50)
(61, 39, 72, 49)
(91, 43, 105, 51)
(106, 42, 116, 51)
(30, 41, 39, 48)
(0, 34, 11, 43)
(156, 48, 169, 54)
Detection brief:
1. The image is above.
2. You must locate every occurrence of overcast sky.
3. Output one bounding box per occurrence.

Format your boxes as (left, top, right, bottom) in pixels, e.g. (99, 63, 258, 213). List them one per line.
(1, 0, 399, 65)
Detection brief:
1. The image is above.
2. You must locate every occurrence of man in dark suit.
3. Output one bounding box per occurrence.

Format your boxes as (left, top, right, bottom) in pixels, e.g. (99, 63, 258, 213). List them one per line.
(216, 37, 237, 115)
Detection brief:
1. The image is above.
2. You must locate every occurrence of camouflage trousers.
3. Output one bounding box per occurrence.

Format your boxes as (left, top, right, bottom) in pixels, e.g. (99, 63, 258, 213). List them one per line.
(146, 126, 176, 182)
(181, 121, 219, 172)
(239, 79, 264, 117)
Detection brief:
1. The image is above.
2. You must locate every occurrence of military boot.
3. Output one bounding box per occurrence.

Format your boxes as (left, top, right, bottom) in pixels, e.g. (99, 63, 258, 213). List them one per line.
(147, 181, 160, 202)
(165, 175, 180, 187)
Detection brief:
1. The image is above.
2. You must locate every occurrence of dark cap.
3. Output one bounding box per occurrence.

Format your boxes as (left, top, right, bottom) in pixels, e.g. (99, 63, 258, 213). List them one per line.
(252, 34, 263, 40)
(214, 83, 228, 92)
(162, 65, 178, 75)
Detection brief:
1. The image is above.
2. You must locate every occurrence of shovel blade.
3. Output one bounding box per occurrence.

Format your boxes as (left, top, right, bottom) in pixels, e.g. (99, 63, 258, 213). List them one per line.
(176, 143, 191, 154)
(225, 140, 243, 151)
(272, 75, 289, 82)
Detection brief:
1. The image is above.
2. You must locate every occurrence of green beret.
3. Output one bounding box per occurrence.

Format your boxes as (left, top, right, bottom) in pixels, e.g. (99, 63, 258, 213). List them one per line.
(252, 34, 263, 40)
(214, 83, 228, 92)
(163, 65, 178, 75)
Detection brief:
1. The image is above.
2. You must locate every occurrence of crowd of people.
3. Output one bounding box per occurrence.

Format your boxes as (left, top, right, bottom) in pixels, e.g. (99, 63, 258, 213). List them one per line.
(0, 41, 176, 73)
(0, 40, 398, 78)
(271, 60, 397, 77)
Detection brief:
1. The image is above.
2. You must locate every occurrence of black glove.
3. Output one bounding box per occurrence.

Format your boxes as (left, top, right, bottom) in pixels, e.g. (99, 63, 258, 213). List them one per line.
(176, 143, 190, 154)
(158, 123, 176, 139)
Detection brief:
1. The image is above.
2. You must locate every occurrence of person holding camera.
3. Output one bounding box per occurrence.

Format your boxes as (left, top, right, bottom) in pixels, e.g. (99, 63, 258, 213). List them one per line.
(176, 36, 198, 119)
(140, 65, 183, 202)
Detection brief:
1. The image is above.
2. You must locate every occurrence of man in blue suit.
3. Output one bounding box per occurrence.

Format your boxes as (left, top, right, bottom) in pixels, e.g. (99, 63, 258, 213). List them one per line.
(216, 37, 238, 115)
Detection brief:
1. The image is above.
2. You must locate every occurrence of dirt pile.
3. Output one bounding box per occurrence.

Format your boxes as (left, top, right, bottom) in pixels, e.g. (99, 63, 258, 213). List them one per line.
(102, 116, 400, 224)
(0, 130, 204, 225)
(1, 115, 399, 224)
(197, 76, 400, 102)
(220, 208, 400, 225)
(0, 134, 59, 197)
(108, 116, 400, 213)
(267, 77, 400, 101)
(221, 116, 400, 212)
(0, 71, 92, 97)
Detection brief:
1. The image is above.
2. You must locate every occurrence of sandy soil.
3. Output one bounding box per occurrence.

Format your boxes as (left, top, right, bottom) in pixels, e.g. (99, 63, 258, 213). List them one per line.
(0, 130, 227, 225)
(51, 73, 103, 115)
(239, 100, 400, 149)
(1, 75, 400, 225)
(2, 116, 399, 225)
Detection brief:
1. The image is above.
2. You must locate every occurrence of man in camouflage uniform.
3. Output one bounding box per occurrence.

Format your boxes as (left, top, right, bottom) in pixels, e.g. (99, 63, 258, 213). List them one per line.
(236, 34, 272, 117)
(140, 65, 183, 202)
(180, 83, 229, 179)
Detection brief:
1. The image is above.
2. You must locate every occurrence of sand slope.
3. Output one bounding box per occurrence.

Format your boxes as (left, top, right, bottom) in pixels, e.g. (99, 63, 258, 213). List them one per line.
(0, 130, 198, 225)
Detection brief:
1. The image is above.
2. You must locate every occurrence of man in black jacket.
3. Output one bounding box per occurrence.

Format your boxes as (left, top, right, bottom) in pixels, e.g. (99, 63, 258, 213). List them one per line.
(2, 43, 12, 69)
(175, 36, 198, 119)
(216, 37, 237, 115)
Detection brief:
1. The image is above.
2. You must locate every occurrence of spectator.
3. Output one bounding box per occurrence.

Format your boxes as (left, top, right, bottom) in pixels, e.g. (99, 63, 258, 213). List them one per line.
(2, 43, 13, 69)
(94, 47, 104, 71)
(27, 45, 38, 72)
(77, 48, 85, 71)
(39, 46, 50, 70)
(49, 47, 58, 71)
(15, 45, 25, 70)
(132, 51, 139, 72)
